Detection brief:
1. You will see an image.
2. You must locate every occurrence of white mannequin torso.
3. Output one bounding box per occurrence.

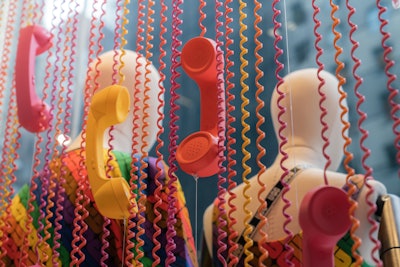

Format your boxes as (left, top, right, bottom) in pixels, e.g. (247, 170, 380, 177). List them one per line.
(202, 68, 387, 265)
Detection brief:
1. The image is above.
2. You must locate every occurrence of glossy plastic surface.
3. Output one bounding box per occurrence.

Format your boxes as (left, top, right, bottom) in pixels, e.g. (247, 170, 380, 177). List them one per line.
(86, 85, 136, 219)
(299, 185, 351, 267)
(176, 36, 225, 178)
(15, 25, 52, 133)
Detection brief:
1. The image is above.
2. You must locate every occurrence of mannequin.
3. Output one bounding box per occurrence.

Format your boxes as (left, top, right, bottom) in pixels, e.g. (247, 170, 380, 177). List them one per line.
(2, 50, 197, 266)
(202, 68, 387, 266)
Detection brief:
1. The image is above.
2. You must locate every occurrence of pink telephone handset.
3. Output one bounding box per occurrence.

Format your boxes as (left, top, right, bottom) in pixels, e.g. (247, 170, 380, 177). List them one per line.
(299, 185, 351, 267)
(86, 85, 136, 219)
(15, 25, 52, 133)
(176, 36, 225, 178)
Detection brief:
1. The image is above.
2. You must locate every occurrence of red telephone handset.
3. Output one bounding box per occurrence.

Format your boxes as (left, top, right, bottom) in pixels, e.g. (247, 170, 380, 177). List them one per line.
(299, 185, 351, 267)
(176, 37, 225, 178)
(86, 85, 136, 219)
(15, 25, 52, 133)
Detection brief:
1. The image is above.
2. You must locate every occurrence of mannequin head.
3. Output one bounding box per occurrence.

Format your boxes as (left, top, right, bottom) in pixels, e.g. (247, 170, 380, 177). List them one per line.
(270, 68, 347, 171)
(69, 49, 162, 154)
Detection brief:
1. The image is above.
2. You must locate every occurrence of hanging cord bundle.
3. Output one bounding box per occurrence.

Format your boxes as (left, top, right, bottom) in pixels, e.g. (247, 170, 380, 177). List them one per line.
(70, 0, 106, 265)
(137, 0, 154, 263)
(124, 0, 143, 264)
(52, 0, 79, 265)
(166, 0, 183, 265)
(223, 0, 239, 265)
(272, 0, 293, 265)
(149, 0, 168, 264)
(40, 0, 75, 265)
(92, 1, 109, 266)
(237, 1, 254, 266)
(252, 0, 268, 265)
(214, 0, 228, 265)
(0, 0, 21, 264)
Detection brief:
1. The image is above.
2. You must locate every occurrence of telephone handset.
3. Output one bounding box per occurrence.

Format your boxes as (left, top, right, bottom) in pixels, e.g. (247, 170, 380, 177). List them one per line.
(15, 25, 52, 133)
(299, 185, 351, 267)
(176, 36, 225, 178)
(86, 85, 136, 219)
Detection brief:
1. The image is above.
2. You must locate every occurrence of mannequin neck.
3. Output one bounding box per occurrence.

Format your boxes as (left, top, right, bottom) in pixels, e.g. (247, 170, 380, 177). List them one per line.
(273, 145, 326, 170)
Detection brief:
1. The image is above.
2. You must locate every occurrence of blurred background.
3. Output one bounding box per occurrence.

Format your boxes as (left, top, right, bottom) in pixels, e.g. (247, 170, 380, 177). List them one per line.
(2, 0, 400, 254)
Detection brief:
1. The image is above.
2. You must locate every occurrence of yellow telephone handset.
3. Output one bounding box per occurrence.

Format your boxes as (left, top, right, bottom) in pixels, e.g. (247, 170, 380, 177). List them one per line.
(86, 85, 136, 219)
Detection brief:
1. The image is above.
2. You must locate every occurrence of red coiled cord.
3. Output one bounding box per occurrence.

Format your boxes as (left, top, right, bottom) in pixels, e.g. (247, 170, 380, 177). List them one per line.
(166, 1, 183, 265)
(377, 1, 400, 177)
(272, 1, 293, 265)
(214, 0, 228, 265)
(224, 1, 238, 266)
(150, 1, 168, 265)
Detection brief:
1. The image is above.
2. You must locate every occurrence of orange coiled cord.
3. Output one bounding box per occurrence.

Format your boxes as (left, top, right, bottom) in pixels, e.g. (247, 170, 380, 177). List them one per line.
(238, 1, 253, 266)
(223, 0, 239, 266)
(344, 0, 363, 264)
(253, 1, 268, 266)
(151, 1, 168, 265)
(198, 0, 206, 36)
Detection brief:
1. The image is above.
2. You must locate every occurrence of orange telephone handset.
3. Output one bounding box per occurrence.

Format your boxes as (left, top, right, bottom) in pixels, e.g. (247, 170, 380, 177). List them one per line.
(15, 25, 52, 133)
(86, 85, 136, 219)
(176, 36, 225, 178)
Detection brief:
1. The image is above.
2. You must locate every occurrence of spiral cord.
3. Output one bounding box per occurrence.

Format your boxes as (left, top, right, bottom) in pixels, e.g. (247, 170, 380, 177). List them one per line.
(165, 1, 183, 265)
(253, 1, 268, 265)
(377, 1, 400, 180)
(374, 1, 399, 264)
(223, 1, 239, 266)
(237, 1, 254, 266)
(198, 0, 206, 36)
(132, 1, 146, 265)
(272, 1, 294, 265)
(214, 0, 228, 265)
(150, 2, 168, 265)
(51, 1, 79, 265)
(342, 0, 364, 264)
(70, 1, 106, 264)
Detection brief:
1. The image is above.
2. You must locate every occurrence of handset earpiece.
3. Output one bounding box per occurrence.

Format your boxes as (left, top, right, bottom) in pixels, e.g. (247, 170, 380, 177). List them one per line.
(299, 185, 351, 267)
(176, 36, 225, 178)
(86, 85, 136, 219)
(15, 25, 52, 133)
